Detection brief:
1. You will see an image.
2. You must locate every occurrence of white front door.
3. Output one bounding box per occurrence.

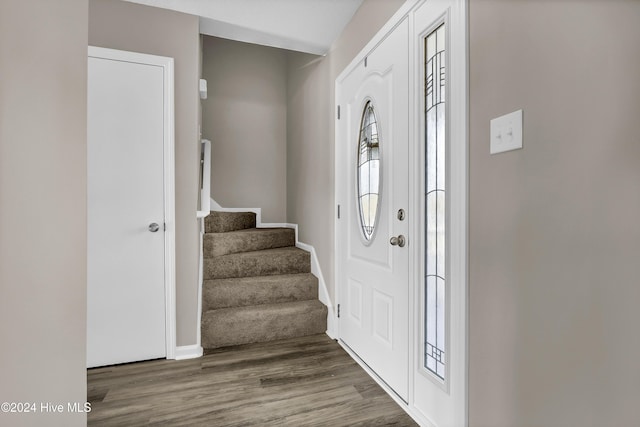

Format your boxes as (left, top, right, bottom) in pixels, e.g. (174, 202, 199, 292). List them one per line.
(336, 1, 468, 424)
(87, 48, 173, 368)
(336, 18, 410, 401)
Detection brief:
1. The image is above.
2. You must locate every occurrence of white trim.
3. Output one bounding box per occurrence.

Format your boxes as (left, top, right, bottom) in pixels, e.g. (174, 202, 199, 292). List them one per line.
(209, 198, 223, 210)
(296, 241, 337, 339)
(196, 139, 211, 219)
(452, 0, 469, 422)
(162, 52, 177, 361)
(208, 198, 335, 337)
(88, 46, 177, 361)
(196, 216, 205, 355)
(175, 344, 203, 360)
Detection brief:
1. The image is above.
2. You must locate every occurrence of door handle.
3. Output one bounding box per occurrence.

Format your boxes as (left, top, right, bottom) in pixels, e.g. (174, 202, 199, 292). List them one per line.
(389, 235, 405, 247)
(148, 223, 160, 232)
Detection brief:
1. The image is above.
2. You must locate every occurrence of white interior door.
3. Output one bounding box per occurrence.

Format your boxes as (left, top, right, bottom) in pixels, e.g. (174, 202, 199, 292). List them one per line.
(336, 19, 410, 401)
(87, 48, 171, 368)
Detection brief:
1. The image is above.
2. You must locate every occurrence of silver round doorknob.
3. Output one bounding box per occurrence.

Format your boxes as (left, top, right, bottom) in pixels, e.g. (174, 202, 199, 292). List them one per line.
(148, 223, 160, 232)
(390, 235, 405, 247)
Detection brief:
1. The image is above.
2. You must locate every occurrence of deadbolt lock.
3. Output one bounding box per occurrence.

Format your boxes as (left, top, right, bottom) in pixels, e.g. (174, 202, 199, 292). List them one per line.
(397, 209, 405, 221)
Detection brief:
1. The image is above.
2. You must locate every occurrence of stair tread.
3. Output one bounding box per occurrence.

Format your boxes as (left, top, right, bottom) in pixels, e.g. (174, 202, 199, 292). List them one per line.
(203, 273, 318, 310)
(203, 299, 325, 316)
(205, 211, 256, 233)
(205, 227, 292, 235)
(204, 228, 295, 257)
(204, 247, 310, 280)
(213, 246, 307, 258)
(202, 299, 327, 349)
(204, 272, 316, 284)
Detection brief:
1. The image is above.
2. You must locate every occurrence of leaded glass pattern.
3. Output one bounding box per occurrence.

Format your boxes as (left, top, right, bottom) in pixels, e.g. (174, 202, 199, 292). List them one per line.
(357, 101, 380, 242)
(425, 24, 446, 379)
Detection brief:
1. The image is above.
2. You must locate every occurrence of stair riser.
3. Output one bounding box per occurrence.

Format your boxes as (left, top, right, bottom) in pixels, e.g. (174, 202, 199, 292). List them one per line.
(205, 211, 256, 233)
(204, 251, 310, 280)
(202, 304, 328, 349)
(203, 274, 318, 311)
(204, 229, 295, 257)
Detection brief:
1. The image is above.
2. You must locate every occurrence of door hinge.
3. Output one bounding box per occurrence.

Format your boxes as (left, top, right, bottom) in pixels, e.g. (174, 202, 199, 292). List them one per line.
(337, 304, 340, 318)
(337, 204, 341, 219)
(164, 223, 167, 231)
(337, 105, 341, 120)
(364, 56, 368, 67)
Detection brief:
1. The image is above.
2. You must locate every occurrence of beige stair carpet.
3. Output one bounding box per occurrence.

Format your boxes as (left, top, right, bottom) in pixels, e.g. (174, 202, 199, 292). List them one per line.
(201, 211, 327, 349)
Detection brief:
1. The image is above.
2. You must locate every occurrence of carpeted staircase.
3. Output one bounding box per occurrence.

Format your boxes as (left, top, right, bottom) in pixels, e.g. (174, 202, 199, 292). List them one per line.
(202, 211, 328, 349)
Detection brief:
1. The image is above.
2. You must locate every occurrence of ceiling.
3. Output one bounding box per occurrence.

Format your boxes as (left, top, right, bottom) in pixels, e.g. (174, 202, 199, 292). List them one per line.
(123, 0, 364, 55)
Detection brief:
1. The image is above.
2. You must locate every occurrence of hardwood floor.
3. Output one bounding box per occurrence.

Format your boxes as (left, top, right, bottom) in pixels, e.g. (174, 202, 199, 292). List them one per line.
(87, 334, 417, 426)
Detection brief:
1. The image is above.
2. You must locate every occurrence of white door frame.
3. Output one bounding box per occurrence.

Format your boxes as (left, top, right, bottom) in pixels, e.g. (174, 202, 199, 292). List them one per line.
(334, 1, 467, 425)
(88, 46, 176, 360)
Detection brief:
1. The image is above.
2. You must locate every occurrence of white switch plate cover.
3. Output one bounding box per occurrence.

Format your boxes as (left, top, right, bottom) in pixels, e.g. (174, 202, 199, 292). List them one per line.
(490, 109, 523, 154)
(199, 79, 208, 100)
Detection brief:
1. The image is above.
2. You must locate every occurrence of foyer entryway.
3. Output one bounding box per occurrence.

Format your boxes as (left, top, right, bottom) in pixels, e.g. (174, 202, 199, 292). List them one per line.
(87, 334, 417, 426)
(201, 211, 327, 349)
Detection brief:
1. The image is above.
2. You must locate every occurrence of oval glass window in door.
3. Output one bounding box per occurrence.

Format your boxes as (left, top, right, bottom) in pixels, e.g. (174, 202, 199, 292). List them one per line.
(357, 101, 381, 242)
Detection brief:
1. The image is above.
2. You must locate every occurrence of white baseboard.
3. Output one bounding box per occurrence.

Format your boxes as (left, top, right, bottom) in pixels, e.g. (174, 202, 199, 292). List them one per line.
(295, 241, 337, 339)
(210, 198, 222, 210)
(325, 314, 338, 340)
(175, 344, 203, 360)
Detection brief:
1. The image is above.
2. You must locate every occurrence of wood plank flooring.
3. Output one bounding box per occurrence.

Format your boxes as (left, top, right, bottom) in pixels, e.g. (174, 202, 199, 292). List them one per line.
(87, 334, 417, 426)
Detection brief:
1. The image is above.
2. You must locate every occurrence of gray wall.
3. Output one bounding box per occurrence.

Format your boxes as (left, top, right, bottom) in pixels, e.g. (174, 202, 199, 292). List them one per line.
(89, 0, 201, 346)
(286, 0, 405, 302)
(469, 1, 640, 426)
(0, 1, 88, 426)
(202, 36, 288, 223)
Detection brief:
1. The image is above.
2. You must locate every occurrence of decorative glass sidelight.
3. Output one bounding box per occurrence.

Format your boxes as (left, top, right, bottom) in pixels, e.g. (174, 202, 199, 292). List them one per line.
(357, 101, 381, 242)
(425, 23, 446, 379)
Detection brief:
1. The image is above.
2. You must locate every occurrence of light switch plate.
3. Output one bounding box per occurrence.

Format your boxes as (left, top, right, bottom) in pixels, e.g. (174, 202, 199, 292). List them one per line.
(199, 79, 208, 100)
(490, 109, 523, 154)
